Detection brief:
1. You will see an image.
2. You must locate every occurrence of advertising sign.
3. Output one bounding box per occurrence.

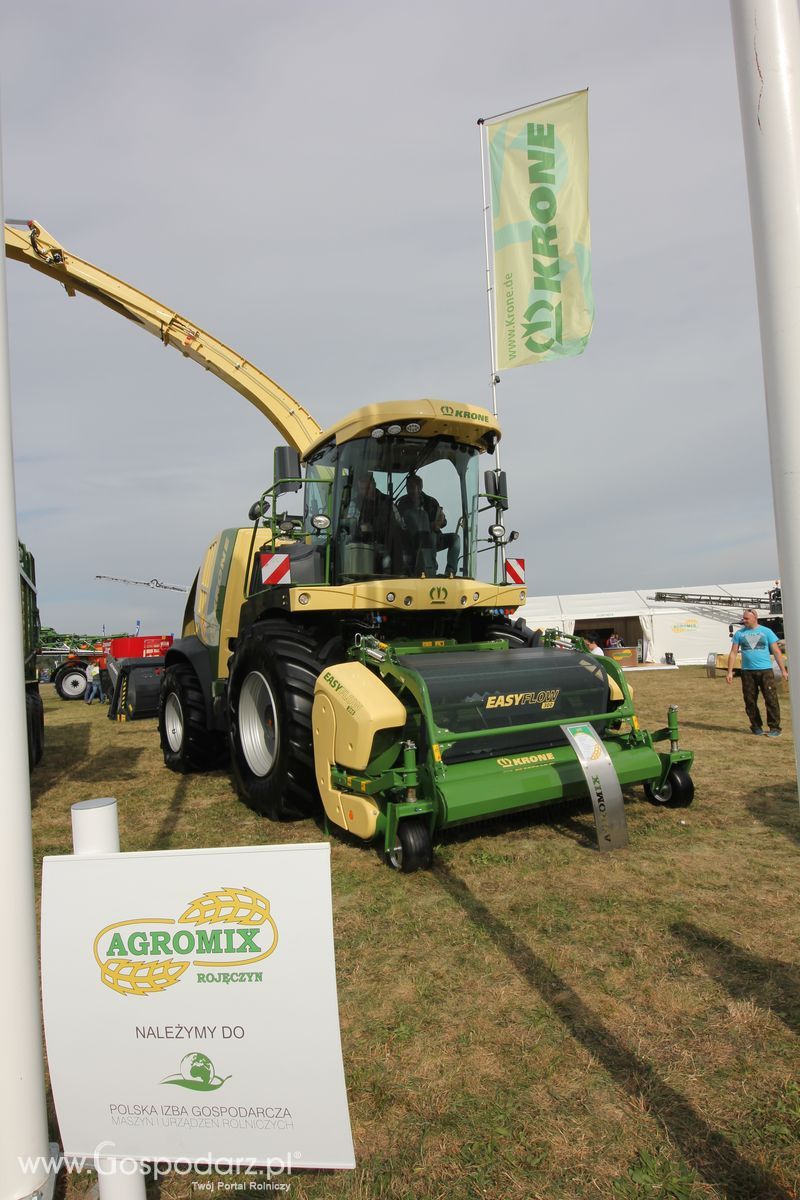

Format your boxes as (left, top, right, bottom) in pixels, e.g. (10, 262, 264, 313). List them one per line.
(486, 89, 593, 369)
(561, 722, 629, 850)
(41, 843, 355, 1171)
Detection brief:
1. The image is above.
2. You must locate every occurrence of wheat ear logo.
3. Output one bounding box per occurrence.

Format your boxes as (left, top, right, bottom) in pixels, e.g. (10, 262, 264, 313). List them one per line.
(162, 1052, 231, 1092)
(92, 886, 278, 997)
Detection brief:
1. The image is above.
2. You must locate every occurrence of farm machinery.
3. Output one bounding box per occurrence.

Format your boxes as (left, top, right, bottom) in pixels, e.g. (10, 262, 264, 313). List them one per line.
(6, 220, 695, 868)
(19, 541, 44, 769)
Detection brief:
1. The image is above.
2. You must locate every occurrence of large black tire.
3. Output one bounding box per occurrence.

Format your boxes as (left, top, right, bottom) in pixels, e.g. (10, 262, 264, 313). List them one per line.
(388, 818, 432, 872)
(54, 662, 88, 700)
(159, 663, 226, 773)
(227, 620, 342, 820)
(486, 616, 541, 648)
(30, 691, 44, 766)
(25, 693, 36, 769)
(644, 766, 694, 808)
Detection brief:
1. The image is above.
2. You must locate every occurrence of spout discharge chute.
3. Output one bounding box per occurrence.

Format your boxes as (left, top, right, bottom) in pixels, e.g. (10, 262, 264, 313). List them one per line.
(4, 220, 322, 454)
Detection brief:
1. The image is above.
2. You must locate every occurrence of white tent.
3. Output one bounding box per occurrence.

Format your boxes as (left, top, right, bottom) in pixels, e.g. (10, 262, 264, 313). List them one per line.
(517, 580, 777, 666)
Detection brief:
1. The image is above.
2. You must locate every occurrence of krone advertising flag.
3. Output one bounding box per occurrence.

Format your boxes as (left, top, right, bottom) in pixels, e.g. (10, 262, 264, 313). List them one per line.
(486, 89, 593, 369)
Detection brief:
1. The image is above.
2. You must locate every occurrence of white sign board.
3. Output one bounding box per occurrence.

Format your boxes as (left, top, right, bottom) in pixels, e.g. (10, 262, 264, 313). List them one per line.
(41, 843, 355, 1171)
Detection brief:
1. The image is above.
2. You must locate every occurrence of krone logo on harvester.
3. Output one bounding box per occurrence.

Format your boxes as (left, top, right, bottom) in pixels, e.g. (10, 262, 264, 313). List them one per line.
(92, 886, 278, 996)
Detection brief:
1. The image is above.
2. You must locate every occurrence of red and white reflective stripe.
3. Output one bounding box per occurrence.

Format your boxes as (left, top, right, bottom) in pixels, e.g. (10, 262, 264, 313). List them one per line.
(505, 557, 525, 585)
(260, 553, 292, 586)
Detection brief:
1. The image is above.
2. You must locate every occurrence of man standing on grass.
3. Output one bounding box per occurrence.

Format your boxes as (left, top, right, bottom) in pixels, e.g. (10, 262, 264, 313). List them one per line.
(726, 608, 788, 736)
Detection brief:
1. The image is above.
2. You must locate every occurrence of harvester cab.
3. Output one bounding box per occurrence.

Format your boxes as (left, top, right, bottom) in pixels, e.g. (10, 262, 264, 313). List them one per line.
(5, 220, 696, 871)
(249, 400, 512, 591)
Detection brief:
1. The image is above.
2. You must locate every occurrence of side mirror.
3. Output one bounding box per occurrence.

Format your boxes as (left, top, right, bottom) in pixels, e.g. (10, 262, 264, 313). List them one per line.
(274, 446, 301, 496)
(248, 498, 271, 522)
(484, 468, 509, 511)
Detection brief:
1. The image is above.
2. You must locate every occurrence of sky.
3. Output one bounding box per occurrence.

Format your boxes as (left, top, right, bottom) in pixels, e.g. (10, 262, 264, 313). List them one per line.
(0, 0, 778, 635)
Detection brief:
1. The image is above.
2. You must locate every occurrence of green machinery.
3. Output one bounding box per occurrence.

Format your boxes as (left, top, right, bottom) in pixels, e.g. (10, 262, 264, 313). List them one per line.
(312, 630, 693, 870)
(5, 221, 695, 867)
(158, 416, 695, 872)
(19, 541, 44, 769)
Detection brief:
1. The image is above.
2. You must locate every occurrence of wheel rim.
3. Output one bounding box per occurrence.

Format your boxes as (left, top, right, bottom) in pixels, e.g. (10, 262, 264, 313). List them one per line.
(63, 669, 87, 696)
(652, 778, 673, 803)
(388, 842, 403, 870)
(164, 693, 184, 752)
(239, 670, 279, 777)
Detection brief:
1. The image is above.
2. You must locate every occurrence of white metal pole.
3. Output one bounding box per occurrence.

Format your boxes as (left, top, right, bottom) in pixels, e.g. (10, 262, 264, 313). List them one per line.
(70, 800, 147, 1200)
(477, 119, 501, 454)
(730, 0, 800, 781)
(478, 118, 508, 582)
(0, 122, 52, 1200)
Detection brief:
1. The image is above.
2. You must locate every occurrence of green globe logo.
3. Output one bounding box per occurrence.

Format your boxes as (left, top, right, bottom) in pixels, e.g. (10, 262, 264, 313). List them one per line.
(181, 1052, 214, 1085)
(162, 1052, 231, 1091)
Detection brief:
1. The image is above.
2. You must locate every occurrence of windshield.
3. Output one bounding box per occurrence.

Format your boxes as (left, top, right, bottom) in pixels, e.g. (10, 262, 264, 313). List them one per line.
(304, 435, 480, 583)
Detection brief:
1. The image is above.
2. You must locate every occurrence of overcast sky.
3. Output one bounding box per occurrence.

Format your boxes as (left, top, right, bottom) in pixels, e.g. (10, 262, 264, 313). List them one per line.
(0, 0, 777, 635)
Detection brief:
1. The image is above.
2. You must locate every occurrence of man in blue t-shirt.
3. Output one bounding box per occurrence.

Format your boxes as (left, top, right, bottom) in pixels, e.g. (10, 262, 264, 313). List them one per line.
(726, 608, 788, 736)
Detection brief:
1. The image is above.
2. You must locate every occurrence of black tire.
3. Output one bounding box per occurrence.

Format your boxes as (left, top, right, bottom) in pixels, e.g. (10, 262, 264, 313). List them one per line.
(388, 818, 432, 873)
(227, 620, 343, 820)
(486, 616, 541, 648)
(25, 692, 36, 770)
(159, 663, 225, 773)
(54, 662, 88, 700)
(644, 766, 694, 808)
(30, 691, 44, 766)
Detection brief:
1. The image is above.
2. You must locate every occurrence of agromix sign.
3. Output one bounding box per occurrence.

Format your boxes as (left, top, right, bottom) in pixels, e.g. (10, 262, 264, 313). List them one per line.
(41, 844, 354, 1172)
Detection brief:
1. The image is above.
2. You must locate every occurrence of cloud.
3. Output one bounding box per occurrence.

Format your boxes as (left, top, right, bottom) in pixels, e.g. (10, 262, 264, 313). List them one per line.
(1, 0, 776, 633)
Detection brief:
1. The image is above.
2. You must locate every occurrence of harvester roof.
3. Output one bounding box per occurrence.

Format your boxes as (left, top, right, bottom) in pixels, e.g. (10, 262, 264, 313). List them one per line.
(303, 399, 500, 460)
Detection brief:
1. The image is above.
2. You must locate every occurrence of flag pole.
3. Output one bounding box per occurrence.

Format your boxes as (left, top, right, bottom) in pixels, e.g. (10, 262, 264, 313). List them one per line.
(477, 118, 501, 466)
(478, 117, 506, 585)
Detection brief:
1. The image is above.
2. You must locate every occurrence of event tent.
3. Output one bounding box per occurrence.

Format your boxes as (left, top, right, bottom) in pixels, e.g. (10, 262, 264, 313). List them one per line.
(517, 581, 777, 666)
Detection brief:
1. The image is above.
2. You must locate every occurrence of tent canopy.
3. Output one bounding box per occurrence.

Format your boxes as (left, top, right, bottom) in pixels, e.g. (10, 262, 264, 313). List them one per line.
(518, 581, 777, 665)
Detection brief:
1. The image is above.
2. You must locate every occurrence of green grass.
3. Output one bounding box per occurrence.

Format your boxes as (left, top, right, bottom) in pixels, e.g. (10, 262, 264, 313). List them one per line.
(30, 668, 800, 1199)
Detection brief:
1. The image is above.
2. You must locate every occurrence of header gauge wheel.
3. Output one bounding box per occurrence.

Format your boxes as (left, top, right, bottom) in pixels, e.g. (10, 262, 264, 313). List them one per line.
(388, 819, 432, 873)
(644, 766, 694, 808)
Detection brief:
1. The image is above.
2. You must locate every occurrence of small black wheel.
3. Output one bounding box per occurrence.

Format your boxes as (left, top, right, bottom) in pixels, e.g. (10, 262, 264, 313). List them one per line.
(644, 766, 694, 808)
(54, 662, 88, 700)
(388, 818, 433, 872)
(159, 663, 225, 773)
(227, 620, 343, 820)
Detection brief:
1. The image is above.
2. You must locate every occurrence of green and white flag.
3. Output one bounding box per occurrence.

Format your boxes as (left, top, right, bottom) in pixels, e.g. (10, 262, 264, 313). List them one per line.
(486, 89, 593, 369)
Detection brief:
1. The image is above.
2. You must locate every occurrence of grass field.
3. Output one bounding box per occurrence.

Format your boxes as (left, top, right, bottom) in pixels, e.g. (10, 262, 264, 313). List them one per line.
(30, 667, 800, 1200)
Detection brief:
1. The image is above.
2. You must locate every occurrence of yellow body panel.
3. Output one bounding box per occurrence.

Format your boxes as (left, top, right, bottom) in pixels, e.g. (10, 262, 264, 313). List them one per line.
(303, 399, 500, 458)
(4, 221, 322, 454)
(189, 528, 262, 677)
(288, 578, 526, 612)
(312, 662, 407, 839)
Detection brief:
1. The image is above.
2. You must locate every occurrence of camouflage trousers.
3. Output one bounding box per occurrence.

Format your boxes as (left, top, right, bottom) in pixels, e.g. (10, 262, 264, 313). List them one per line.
(741, 668, 781, 732)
